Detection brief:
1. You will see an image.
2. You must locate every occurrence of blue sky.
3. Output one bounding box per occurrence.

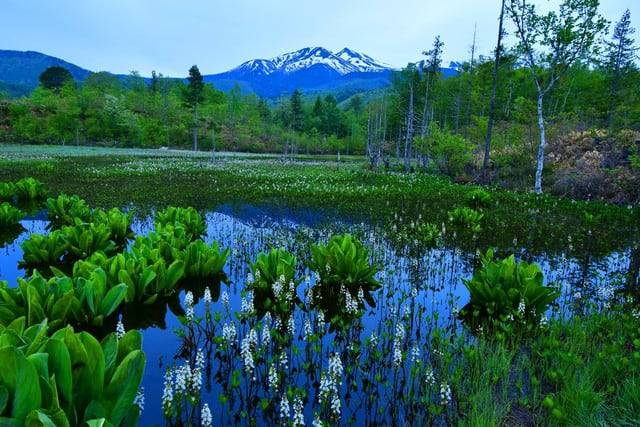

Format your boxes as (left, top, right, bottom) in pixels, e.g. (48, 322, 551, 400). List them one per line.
(1, 0, 637, 76)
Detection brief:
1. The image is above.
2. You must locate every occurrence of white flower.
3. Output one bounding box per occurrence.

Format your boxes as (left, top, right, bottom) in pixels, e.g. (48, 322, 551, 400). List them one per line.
(134, 387, 144, 412)
(292, 395, 305, 427)
(425, 366, 436, 387)
(268, 363, 279, 391)
(280, 393, 291, 419)
(116, 319, 125, 340)
(303, 318, 313, 340)
(312, 413, 323, 427)
(410, 344, 421, 364)
(288, 315, 296, 336)
(222, 321, 237, 344)
(392, 322, 405, 367)
(203, 287, 212, 304)
(201, 403, 212, 427)
(161, 369, 174, 416)
(241, 328, 258, 380)
(222, 290, 230, 309)
(440, 382, 452, 406)
(241, 291, 254, 314)
(369, 331, 378, 347)
(517, 299, 526, 316)
(184, 291, 195, 321)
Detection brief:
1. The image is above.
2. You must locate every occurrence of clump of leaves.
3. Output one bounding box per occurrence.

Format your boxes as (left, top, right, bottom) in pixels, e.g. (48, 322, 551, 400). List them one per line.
(155, 206, 206, 240)
(47, 194, 92, 228)
(448, 207, 483, 234)
(61, 222, 117, 262)
(179, 240, 229, 282)
(14, 177, 46, 201)
(93, 207, 134, 248)
(465, 188, 493, 209)
(248, 248, 299, 322)
(0, 182, 17, 202)
(459, 249, 559, 339)
(0, 319, 145, 426)
(307, 234, 380, 330)
(0, 202, 24, 229)
(20, 230, 69, 271)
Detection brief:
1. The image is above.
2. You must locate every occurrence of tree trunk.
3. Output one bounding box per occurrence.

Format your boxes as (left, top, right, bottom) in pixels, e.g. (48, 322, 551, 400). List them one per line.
(482, 0, 505, 182)
(404, 85, 414, 172)
(210, 125, 216, 161)
(534, 92, 546, 194)
(193, 104, 198, 151)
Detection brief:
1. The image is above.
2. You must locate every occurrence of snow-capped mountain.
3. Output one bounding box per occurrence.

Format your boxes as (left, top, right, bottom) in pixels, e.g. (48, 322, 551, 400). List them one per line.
(231, 47, 390, 77)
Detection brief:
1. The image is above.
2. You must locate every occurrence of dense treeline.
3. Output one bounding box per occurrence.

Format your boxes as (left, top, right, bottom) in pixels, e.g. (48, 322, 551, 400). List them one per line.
(0, 1, 638, 200)
(0, 65, 367, 155)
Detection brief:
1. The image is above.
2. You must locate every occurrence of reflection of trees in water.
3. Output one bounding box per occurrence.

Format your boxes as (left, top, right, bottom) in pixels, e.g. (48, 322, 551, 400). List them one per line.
(626, 244, 640, 297)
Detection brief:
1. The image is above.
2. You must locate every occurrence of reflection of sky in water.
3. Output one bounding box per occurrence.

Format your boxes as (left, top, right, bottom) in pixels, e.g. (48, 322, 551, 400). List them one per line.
(0, 204, 632, 425)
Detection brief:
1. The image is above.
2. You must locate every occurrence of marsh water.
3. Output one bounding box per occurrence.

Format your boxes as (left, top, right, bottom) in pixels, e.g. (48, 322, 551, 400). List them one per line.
(0, 202, 636, 425)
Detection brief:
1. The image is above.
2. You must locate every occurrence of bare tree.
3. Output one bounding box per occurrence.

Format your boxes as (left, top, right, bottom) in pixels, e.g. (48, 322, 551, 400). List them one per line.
(507, 0, 606, 193)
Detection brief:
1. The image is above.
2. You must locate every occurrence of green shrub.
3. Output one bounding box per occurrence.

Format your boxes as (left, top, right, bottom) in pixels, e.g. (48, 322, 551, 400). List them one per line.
(307, 234, 380, 330)
(459, 249, 559, 338)
(155, 206, 205, 240)
(0, 202, 24, 229)
(248, 248, 299, 321)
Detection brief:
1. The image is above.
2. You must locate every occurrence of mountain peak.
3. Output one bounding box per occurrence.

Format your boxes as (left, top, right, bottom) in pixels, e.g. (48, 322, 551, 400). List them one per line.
(231, 47, 390, 77)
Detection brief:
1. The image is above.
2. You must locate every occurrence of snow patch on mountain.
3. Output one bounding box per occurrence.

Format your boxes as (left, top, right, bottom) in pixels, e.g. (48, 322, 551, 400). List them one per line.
(231, 47, 390, 76)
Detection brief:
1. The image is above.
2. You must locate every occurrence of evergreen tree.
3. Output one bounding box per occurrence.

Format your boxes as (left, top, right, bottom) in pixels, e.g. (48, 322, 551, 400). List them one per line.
(186, 65, 204, 150)
(289, 89, 304, 132)
(605, 9, 638, 128)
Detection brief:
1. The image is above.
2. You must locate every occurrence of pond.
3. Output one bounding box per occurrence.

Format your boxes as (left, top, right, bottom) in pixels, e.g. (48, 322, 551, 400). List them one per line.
(0, 201, 635, 426)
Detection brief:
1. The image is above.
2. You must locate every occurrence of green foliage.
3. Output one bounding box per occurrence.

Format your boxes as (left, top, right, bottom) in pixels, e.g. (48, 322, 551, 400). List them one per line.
(307, 234, 380, 330)
(155, 206, 206, 240)
(14, 177, 46, 201)
(248, 248, 298, 321)
(46, 194, 92, 228)
(460, 249, 559, 338)
(465, 188, 493, 209)
(448, 207, 483, 234)
(61, 223, 117, 262)
(0, 320, 144, 426)
(92, 208, 134, 247)
(20, 231, 69, 270)
(0, 183, 17, 202)
(38, 66, 74, 90)
(415, 126, 473, 177)
(0, 202, 24, 229)
(179, 240, 229, 281)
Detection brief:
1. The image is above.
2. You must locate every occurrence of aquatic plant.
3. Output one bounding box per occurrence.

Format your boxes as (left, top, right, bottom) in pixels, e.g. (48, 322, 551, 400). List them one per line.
(13, 177, 46, 200)
(0, 182, 16, 202)
(47, 194, 93, 228)
(459, 249, 559, 337)
(307, 234, 380, 329)
(179, 240, 229, 281)
(155, 206, 206, 240)
(465, 188, 493, 209)
(0, 202, 24, 230)
(248, 248, 299, 321)
(61, 222, 117, 261)
(448, 207, 483, 234)
(93, 207, 134, 247)
(0, 319, 145, 426)
(20, 230, 69, 270)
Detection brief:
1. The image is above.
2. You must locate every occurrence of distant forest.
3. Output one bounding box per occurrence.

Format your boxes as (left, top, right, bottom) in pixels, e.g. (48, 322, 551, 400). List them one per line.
(1, 2, 639, 201)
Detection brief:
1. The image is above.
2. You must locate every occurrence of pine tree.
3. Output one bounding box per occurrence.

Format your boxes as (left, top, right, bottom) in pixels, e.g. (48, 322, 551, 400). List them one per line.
(605, 9, 638, 128)
(289, 89, 304, 132)
(186, 65, 204, 151)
